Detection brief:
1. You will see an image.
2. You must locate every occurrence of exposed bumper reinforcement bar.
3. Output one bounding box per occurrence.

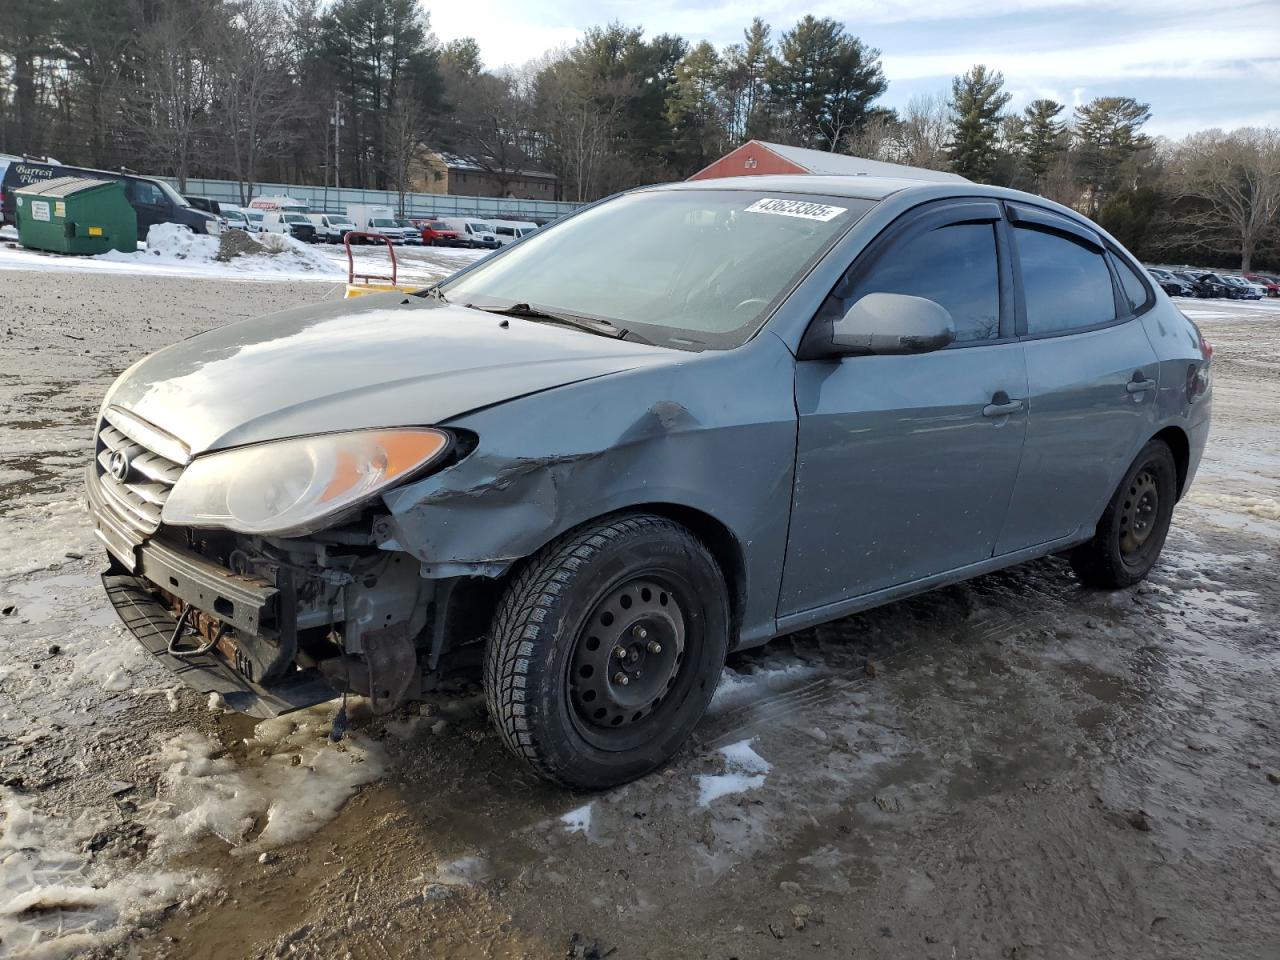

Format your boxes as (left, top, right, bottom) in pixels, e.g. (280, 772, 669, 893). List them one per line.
(103, 572, 338, 719)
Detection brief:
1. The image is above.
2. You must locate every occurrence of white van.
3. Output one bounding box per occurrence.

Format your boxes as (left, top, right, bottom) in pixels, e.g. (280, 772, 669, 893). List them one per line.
(218, 203, 253, 232)
(441, 217, 500, 249)
(249, 195, 309, 215)
(261, 211, 317, 242)
(307, 213, 356, 244)
(491, 220, 538, 245)
(347, 204, 412, 244)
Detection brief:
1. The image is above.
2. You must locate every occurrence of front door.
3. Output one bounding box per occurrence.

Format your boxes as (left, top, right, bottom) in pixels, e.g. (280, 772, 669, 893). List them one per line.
(779, 200, 1029, 618)
(127, 179, 172, 240)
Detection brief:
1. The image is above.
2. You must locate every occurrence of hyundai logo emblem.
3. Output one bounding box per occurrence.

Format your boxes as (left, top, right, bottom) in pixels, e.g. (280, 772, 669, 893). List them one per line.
(108, 449, 130, 482)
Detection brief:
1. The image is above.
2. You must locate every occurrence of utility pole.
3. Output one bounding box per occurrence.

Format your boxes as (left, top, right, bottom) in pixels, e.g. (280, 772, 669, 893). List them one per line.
(333, 95, 341, 191)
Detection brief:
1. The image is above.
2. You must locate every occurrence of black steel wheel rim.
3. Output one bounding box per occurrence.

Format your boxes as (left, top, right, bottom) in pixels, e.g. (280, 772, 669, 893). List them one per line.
(1119, 466, 1160, 563)
(567, 573, 695, 752)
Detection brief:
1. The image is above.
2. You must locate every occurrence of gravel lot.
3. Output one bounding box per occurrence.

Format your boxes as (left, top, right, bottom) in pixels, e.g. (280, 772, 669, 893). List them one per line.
(1, 271, 1277, 960)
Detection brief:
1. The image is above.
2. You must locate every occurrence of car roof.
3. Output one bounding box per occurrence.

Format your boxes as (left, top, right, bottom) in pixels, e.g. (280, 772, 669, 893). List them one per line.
(652, 174, 1099, 220)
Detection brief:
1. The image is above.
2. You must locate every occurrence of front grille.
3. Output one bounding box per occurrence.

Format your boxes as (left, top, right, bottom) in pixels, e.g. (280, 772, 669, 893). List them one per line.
(94, 406, 190, 533)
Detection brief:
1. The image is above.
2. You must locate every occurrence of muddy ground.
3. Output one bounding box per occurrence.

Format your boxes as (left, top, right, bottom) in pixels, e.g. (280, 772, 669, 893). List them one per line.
(1, 270, 1277, 960)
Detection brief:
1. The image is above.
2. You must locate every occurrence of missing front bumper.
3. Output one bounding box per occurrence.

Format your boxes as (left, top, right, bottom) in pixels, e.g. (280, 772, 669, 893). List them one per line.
(103, 572, 339, 719)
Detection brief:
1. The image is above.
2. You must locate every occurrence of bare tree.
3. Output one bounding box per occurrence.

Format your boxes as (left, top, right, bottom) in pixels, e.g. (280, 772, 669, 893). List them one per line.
(443, 71, 534, 196)
(843, 110, 897, 161)
(893, 93, 951, 169)
(212, 0, 296, 203)
(129, 7, 219, 190)
(1164, 127, 1280, 271)
(384, 94, 428, 214)
(534, 66, 629, 202)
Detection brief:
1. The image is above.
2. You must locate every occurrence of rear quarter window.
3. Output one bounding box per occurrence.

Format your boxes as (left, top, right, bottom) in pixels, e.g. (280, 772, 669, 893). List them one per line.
(1112, 254, 1153, 314)
(1015, 225, 1117, 335)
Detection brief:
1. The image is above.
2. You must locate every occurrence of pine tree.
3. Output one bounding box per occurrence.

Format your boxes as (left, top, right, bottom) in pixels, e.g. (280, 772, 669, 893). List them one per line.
(721, 18, 772, 142)
(1019, 98, 1066, 188)
(665, 41, 727, 173)
(767, 15, 886, 151)
(1074, 96, 1152, 214)
(946, 64, 1011, 182)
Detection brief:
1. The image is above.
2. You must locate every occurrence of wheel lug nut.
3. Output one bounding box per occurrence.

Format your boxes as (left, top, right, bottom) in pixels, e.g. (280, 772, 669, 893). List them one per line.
(613, 645, 627, 659)
(634, 626, 648, 639)
(614, 672, 629, 686)
(647, 641, 662, 654)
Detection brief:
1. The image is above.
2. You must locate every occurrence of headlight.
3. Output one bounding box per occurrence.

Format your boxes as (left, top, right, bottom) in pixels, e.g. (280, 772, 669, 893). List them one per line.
(162, 429, 450, 536)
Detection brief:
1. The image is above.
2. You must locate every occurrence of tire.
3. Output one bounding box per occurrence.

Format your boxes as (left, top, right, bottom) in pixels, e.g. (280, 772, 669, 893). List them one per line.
(1070, 439, 1177, 589)
(484, 513, 730, 789)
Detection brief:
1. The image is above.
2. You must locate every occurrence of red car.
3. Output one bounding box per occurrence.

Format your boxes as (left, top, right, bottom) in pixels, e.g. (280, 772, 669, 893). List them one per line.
(417, 219, 466, 247)
(1243, 273, 1280, 297)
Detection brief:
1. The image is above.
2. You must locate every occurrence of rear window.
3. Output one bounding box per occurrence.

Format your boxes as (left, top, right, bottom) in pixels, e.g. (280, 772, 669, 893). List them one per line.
(1014, 225, 1117, 335)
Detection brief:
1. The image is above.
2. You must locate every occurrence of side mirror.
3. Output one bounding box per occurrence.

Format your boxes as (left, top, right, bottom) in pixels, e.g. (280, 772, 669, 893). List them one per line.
(826, 292, 956, 357)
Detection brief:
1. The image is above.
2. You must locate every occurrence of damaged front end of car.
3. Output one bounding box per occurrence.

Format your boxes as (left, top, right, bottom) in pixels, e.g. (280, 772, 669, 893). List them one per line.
(87, 405, 493, 719)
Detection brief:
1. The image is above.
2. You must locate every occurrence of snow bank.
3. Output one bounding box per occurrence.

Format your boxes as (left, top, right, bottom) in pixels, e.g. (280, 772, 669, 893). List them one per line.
(94, 224, 343, 280)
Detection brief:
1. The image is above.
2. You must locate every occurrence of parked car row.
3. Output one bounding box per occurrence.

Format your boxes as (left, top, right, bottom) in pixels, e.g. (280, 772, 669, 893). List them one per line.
(1146, 266, 1275, 300)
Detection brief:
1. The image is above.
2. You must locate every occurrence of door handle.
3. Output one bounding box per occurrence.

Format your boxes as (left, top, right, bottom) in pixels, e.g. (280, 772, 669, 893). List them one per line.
(982, 392, 1024, 418)
(1126, 376, 1157, 394)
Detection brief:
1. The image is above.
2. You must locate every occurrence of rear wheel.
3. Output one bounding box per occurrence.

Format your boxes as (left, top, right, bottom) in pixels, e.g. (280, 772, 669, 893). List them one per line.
(484, 513, 729, 789)
(1070, 440, 1177, 589)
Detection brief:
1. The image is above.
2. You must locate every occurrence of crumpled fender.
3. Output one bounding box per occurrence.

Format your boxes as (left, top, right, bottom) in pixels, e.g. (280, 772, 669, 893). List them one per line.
(378, 332, 800, 647)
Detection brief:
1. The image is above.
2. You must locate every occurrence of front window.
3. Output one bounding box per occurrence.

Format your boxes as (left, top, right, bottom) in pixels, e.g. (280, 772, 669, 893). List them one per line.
(442, 189, 874, 350)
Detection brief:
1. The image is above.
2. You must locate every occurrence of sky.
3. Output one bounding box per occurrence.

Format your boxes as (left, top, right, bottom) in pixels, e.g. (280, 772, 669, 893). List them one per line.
(424, 0, 1280, 138)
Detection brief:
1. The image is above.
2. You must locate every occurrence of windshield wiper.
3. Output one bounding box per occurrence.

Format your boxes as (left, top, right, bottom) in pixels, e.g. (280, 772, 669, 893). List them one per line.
(466, 301, 627, 340)
(421, 285, 448, 303)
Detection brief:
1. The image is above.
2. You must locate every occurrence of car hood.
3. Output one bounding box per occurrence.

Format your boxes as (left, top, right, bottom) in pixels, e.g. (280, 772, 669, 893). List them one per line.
(103, 295, 681, 454)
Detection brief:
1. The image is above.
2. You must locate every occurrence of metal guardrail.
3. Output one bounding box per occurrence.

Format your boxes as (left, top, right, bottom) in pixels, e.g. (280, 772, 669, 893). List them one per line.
(162, 177, 580, 223)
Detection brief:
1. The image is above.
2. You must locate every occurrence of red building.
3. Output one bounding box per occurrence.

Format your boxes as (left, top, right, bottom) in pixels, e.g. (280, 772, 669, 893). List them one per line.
(689, 139, 966, 183)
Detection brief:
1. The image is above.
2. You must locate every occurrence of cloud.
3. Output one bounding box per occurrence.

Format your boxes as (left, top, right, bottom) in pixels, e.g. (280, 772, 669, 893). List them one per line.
(420, 0, 1280, 133)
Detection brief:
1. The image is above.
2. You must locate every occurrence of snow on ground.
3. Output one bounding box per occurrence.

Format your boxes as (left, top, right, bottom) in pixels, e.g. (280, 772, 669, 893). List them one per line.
(696, 739, 772, 806)
(0, 790, 210, 960)
(1176, 296, 1280, 323)
(0, 222, 487, 286)
(146, 706, 385, 855)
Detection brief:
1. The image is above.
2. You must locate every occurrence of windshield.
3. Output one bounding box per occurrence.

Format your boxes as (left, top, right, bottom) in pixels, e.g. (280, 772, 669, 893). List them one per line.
(371, 218, 397, 227)
(442, 189, 872, 349)
(157, 180, 190, 208)
(224, 211, 246, 223)
(283, 214, 307, 223)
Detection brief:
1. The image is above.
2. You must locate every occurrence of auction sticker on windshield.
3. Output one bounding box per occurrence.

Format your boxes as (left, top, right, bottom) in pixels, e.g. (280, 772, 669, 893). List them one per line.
(744, 198, 847, 221)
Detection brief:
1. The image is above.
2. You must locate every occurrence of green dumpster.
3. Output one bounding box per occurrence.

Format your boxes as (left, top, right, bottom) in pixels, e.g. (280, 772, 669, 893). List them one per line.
(13, 177, 137, 255)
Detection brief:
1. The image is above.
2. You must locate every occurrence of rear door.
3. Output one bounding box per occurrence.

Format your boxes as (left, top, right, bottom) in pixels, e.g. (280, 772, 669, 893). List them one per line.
(779, 199, 1029, 617)
(993, 203, 1161, 554)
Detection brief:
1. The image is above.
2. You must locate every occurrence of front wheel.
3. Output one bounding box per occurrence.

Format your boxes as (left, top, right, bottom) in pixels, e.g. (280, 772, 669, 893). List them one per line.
(1070, 439, 1177, 589)
(484, 513, 729, 789)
